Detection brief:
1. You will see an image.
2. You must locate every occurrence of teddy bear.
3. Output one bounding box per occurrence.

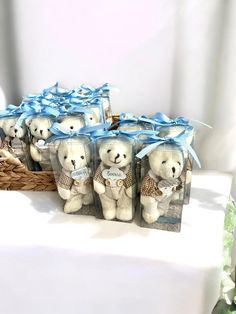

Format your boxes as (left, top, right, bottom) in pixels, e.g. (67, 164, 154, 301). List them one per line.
(93, 137, 136, 221)
(57, 115, 85, 132)
(158, 126, 194, 204)
(55, 137, 94, 214)
(0, 117, 32, 169)
(140, 144, 185, 224)
(25, 116, 54, 170)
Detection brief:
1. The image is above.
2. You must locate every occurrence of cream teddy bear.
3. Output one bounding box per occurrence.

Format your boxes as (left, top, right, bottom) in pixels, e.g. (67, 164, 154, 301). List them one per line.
(140, 144, 184, 224)
(93, 138, 136, 221)
(58, 115, 85, 132)
(0, 117, 32, 168)
(26, 116, 54, 170)
(158, 125, 194, 204)
(55, 137, 94, 214)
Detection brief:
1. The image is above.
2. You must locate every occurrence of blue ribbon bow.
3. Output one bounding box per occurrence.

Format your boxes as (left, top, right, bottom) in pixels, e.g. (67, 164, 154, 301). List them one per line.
(152, 112, 212, 129)
(0, 104, 26, 118)
(47, 122, 111, 143)
(152, 112, 189, 126)
(136, 131, 201, 168)
(16, 101, 60, 127)
(117, 112, 159, 128)
(80, 83, 110, 97)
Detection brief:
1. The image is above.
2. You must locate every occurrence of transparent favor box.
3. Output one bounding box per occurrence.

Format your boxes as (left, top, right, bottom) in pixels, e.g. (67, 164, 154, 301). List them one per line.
(93, 136, 137, 222)
(49, 135, 95, 216)
(138, 143, 187, 232)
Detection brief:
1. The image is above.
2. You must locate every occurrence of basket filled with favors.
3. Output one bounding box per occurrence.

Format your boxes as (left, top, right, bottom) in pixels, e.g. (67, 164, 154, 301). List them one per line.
(0, 83, 211, 232)
(0, 83, 112, 191)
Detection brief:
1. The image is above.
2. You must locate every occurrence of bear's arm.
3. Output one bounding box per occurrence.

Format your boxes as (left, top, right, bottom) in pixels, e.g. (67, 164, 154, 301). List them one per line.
(93, 163, 106, 194)
(140, 175, 162, 198)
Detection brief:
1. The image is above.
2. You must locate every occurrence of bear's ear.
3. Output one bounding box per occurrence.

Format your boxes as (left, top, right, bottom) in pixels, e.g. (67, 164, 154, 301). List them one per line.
(25, 117, 33, 127)
(0, 119, 4, 128)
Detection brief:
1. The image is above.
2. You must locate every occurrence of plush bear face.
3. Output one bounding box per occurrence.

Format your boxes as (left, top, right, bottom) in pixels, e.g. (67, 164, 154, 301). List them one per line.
(58, 138, 91, 171)
(85, 111, 100, 126)
(0, 117, 26, 139)
(99, 138, 132, 168)
(26, 116, 53, 140)
(148, 144, 184, 180)
(58, 116, 85, 132)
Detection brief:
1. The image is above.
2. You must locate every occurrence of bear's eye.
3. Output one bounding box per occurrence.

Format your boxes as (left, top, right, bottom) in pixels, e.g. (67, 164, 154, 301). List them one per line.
(90, 117, 93, 120)
(70, 126, 74, 130)
(64, 156, 67, 160)
(162, 161, 167, 164)
(20, 126, 23, 129)
(107, 149, 111, 153)
(47, 129, 50, 131)
(34, 128, 38, 132)
(10, 126, 14, 128)
(123, 154, 126, 158)
(177, 161, 181, 165)
(81, 156, 84, 160)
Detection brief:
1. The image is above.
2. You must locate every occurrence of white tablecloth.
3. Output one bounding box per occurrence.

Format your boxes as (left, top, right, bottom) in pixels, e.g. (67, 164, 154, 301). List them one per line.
(0, 171, 232, 314)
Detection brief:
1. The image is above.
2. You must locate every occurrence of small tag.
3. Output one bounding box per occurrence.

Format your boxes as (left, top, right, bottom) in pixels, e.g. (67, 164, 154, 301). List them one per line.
(35, 140, 48, 150)
(102, 167, 126, 180)
(71, 167, 90, 180)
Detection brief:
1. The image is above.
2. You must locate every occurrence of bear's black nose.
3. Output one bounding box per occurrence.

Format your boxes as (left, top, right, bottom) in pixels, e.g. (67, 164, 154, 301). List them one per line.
(40, 130, 43, 135)
(14, 129, 17, 133)
(114, 153, 120, 163)
(172, 167, 176, 173)
(71, 160, 75, 166)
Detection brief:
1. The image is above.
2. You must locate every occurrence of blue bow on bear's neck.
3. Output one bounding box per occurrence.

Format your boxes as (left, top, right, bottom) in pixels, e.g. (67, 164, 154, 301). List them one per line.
(136, 131, 201, 168)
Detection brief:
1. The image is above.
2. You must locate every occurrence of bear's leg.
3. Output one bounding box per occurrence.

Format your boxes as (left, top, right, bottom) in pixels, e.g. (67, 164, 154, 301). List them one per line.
(82, 191, 94, 205)
(116, 193, 133, 221)
(64, 194, 83, 214)
(141, 195, 160, 224)
(99, 194, 116, 220)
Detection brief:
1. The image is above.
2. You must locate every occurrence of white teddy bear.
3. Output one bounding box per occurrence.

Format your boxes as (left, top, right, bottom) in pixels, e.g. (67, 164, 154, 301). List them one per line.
(140, 144, 184, 224)
(55, 137, 94, 214)
(26, 116, 54, 170)
(93, 138, 136, 221)
(58, 115, 85, 132)
(0, 117, 32, 168)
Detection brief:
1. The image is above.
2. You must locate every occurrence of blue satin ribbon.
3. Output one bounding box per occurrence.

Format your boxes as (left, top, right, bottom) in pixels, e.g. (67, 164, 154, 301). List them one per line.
(152, 112, 212, 129)
(59, 104, 94, 115)
(136, 131, 201, 168)
(90, 129, 142, 141)
(16, 102, 60, 127)
(0, 104, 26, 118)
(117, 112, 159, 128)
(152, 112, 189, 126)
(80, 83, 110, 97)
(47, 122, 111, 143)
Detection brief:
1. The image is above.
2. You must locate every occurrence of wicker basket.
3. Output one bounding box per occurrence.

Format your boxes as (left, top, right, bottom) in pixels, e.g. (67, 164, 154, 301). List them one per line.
(0, 152, 56, 191)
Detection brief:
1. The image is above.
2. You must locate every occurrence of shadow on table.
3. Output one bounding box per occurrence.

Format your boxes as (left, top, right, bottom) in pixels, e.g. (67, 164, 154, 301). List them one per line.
(190, 187, 229, 211)
(19, 191, 63, 214)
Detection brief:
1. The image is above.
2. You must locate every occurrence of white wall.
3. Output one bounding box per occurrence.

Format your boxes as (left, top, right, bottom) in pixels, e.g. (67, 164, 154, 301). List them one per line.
(0, 0, 236, 197)
(11, 0, 177, 115)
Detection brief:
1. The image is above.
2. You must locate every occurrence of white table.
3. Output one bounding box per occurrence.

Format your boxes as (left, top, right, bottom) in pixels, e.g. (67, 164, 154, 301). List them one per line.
(0, 171, 232, 314)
